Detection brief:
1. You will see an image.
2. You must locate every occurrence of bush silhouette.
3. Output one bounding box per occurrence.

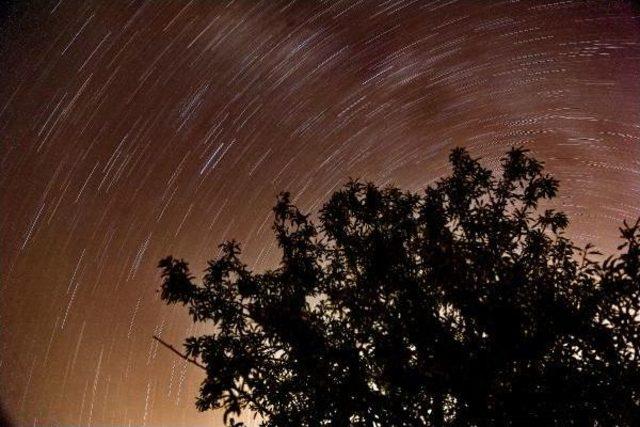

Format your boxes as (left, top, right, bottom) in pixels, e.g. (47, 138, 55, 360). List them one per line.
(158, 147, 640, 426)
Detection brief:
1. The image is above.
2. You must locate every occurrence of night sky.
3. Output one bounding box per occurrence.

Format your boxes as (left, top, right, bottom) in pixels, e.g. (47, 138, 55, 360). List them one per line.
(1, 1, 639, 425)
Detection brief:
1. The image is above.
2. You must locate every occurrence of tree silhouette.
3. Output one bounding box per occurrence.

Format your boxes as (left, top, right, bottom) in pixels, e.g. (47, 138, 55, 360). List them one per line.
(158, 147, 640, 426)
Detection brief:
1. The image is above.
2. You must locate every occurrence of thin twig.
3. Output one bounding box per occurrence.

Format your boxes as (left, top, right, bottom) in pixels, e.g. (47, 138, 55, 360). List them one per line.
(152, 335, 206, 370)
(153, 335, 274, 419)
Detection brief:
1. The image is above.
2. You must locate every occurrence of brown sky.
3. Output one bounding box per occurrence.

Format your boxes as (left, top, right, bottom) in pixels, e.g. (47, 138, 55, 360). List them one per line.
(1, 1, 639, 425)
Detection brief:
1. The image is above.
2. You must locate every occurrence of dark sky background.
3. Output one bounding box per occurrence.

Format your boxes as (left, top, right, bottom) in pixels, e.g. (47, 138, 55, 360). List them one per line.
(0, 1, 638, 425)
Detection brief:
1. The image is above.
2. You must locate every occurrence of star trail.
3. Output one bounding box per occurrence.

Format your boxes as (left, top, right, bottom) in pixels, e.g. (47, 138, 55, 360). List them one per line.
(0, 1, 639, 425)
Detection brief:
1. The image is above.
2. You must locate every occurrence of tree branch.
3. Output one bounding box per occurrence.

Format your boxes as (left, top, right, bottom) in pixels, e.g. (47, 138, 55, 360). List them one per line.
(232, 386, 275, 419)
(152, 335, 206, 370)
(153, 336, 274, 419)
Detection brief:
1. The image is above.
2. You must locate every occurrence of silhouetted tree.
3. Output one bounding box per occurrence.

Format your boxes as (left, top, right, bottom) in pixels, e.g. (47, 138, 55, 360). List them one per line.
(158, 147, 640, 426)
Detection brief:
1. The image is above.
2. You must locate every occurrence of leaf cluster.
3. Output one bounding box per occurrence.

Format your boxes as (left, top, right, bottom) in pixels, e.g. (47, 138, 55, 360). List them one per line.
(158, 147, 640, 426)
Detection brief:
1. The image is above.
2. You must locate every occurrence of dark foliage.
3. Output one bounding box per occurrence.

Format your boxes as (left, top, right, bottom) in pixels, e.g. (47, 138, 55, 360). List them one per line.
(158, 147, 640, 426)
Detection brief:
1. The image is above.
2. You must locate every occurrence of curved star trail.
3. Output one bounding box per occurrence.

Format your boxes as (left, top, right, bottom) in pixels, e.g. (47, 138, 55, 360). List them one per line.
(1, 1, 639, 425)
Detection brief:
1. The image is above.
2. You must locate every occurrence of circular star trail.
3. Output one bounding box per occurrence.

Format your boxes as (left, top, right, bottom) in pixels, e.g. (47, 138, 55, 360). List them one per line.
(1, 1, 639, 425)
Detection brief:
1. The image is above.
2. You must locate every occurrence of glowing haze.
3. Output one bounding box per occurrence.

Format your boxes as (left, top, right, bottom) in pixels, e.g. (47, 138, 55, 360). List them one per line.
(0, 1, 638, 425)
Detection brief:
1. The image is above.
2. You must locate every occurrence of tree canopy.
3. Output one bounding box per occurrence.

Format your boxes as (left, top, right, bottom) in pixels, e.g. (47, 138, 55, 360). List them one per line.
(158, 147, 640, 426)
